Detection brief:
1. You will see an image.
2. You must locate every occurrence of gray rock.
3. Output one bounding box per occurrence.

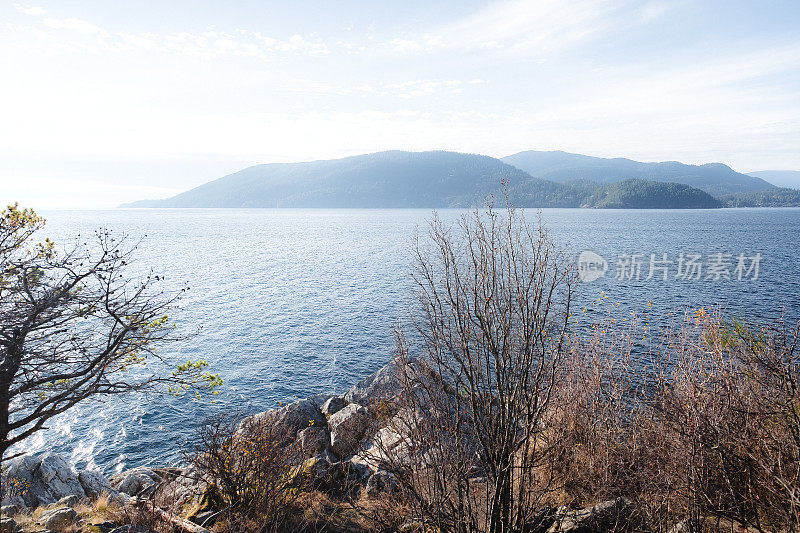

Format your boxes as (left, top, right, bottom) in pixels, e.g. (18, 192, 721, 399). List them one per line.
(2, 455, 40, 507)
(0, 517, 19, 533)
(306, 393, 334, 409)
(246, 398, 326, 444)
(160, 464, 206, 506)
(668, 520, 691, 533)
(78, 469, 113, 498)
(1, 505, 20, 517)
(56, 494, 79, 507)
(36, 453, 85, 501)
(110, 467, 162, 496)
(0, 496, 24, 511)
(353, 408, 418, 472)
(546, 498, 632, 533)
(329, 403, 370, 458)
(320, 396, 346, 416)
(40, 507, 77, 531)
(345, 360, 408, 404)
(365, 470, 399, 496)
(2, 453, 85, 508)
(347, 460, 372, 482)
(297, 426, 329, 456)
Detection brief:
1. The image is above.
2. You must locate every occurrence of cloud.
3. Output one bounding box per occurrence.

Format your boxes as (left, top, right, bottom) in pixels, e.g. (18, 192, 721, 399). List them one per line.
(13, 3, 45, 16)
(8, 14, 331, 59)
(276, 79, 485, 99)
(384, 0, 669, 58)
(43, 17, 109, 37)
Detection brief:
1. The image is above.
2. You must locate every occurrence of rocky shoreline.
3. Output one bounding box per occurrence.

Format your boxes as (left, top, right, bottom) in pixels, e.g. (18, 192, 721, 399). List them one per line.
(1, 359, 409, 531)
(2, 359, 659, 533)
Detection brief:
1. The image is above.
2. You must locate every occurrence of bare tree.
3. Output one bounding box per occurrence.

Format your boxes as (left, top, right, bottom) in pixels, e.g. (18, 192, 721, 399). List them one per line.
(381, 203, 576, 533)
(0, 204, 221, 463)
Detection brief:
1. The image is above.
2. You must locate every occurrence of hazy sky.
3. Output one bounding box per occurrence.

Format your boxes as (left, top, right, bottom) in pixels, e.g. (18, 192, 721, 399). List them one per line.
(2, 0, 799, 208)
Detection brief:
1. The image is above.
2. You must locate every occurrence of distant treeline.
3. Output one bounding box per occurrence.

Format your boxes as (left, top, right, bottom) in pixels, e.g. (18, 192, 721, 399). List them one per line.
(719, 187, 800, 207)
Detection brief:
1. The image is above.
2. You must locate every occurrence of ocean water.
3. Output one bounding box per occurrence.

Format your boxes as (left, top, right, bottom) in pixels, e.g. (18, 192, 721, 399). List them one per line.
(14, 208, 800, 474)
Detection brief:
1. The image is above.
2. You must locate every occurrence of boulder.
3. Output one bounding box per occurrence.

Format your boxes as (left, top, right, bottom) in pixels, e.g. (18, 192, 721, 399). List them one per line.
(56, 494, 79, 507)
(0, 517, 19, 533)
(40, 507, 77, 531)
(2, 455, 40, 507)
(365, 470, 399, 497)
(297, 426, 329, 456)
(329, 403, 370, 458)
(289, 452, 363, 495)
(246, 398, 326, 444)
(320, 396, 346, 416)
(546, 498, 633, 533)
(111, 467, 162, 496)
(306, 393, 334, 410)
(0, 505, 19, 517)
(78, 469, 113, 498)
(36, 453, 85, 501)
(345, 360, 408, 405)
(346, 460, 372, 483)
(353, 408, 417, 472)
(1, 453, 84, 507)
(0, 497, 23, 511)
(160, 464, 207, 505)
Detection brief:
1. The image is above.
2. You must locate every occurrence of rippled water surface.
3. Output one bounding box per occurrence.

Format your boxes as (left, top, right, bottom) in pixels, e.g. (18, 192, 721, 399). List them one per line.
(19, 208, 800, 473)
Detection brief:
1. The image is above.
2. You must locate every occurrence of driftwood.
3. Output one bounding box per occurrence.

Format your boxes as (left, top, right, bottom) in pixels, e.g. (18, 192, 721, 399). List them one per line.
(153, 507, 212, 533)
(130, 496, 211, 533)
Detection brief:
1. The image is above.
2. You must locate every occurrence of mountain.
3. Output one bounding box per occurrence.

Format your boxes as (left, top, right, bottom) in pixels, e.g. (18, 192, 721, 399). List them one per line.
(501, 150, 774, 196)
(121, 150, 730, 210)
(123, 151, 558, 208)
(748, 170, 800, 189)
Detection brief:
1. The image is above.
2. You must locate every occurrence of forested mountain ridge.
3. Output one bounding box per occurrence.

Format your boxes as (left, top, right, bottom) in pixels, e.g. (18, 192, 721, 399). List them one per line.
(122, 150, 796, 209)
(501, 150, 774, 195)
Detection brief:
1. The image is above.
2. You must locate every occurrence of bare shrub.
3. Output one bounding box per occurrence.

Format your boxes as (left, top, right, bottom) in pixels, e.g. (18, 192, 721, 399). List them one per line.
(187, 412, 304, 532)
(651, 311, 800, 531)
(377, 204, 576, 533)
(551, 309, 800, 532)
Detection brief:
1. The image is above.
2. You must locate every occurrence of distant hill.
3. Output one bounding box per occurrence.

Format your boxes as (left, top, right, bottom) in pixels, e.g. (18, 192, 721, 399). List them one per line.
(748, 170, 800, 189)
(123, 151, 555, 208)
(501, 150, 774, 196)
(719, 187, 800, 207)
(121, 150, 742, 210)
(577, 179, 722, 209)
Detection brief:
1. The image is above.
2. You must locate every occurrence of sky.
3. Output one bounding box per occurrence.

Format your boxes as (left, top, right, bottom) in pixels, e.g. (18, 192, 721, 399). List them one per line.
(1, 0, 799, 208)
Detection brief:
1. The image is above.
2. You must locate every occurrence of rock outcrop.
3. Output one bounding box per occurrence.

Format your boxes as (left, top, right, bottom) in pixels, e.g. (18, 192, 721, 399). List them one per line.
(2, 453, 89, 507)
(329, 403, 370, 459)
(344, 358, 407, 404)
(320, 396, 346, 416)
(78, 469, 113, 498)
(297, 426, 329, 456)
(247, 398, 327, 445)
(111, 466, 162, 496)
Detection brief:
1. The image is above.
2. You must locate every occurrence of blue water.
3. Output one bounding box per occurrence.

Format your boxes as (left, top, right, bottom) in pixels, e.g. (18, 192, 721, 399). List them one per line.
(16, 208, 800, 474)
